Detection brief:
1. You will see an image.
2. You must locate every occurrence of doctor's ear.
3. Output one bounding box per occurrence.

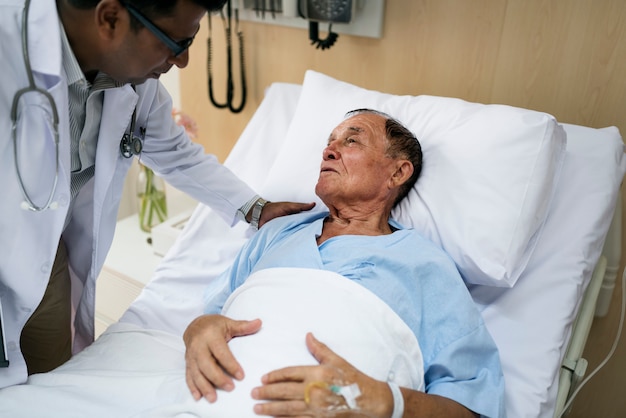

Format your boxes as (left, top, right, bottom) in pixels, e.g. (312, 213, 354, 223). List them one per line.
(94, 0, 128, 40)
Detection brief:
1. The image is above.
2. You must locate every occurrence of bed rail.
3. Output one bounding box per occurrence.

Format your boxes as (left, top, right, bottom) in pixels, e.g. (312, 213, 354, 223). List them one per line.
(554, 191, 623, 417)
(596, 193, 622, 317)
(554, 255, 606, 417)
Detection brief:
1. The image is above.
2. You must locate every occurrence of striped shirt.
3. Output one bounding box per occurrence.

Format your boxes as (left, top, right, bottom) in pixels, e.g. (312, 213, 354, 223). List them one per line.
(60, 24, 124, 201)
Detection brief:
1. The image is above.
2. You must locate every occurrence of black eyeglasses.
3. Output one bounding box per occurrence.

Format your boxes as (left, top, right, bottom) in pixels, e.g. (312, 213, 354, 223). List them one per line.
(122, 2, 195, 57)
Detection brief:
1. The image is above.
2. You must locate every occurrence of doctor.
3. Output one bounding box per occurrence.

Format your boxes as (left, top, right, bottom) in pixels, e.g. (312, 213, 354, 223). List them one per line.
(0, 0, 314, 389)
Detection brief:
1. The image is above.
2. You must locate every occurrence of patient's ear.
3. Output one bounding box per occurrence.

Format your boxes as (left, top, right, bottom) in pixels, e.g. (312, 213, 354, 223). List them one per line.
(389, 160, 414, 189)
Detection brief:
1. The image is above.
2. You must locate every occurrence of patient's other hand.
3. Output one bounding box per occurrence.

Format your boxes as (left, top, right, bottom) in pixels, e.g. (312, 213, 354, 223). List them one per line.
(251, 332, 392, 418)
(252, 333, 479, 418)
(183, 314, 262, 402)
(258, 201, 316, 228)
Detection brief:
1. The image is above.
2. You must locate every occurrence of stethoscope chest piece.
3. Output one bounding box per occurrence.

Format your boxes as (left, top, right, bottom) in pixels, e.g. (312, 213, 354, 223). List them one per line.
(120, 98, 144, 159)
(120, 132, 143, 158)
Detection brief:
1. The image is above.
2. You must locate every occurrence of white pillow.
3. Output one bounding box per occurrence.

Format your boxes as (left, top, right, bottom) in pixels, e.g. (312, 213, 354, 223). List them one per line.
(259, 70, 566, 287)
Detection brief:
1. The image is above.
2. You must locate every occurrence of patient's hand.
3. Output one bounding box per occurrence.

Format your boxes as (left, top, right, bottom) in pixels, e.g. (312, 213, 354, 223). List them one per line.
(252, 333, 479, 418)
(183, 314, 262, 402)
(251, 332, 392, 418)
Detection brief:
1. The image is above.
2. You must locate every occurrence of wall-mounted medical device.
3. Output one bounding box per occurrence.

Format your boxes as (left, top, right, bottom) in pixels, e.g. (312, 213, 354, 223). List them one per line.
(296, 0, 353, 50)
(237, 0, 384, 49)
(298, 0, 353, 24)
(207, 1, 383, 112)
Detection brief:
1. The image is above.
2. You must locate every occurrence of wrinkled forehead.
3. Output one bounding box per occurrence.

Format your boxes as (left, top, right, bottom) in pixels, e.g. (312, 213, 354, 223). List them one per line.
(336, 113, 387, 138)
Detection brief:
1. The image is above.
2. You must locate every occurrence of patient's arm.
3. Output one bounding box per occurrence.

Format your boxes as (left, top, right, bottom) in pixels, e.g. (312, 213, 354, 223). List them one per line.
(251, 333, 478, 418)
(183, 314, 262, 402)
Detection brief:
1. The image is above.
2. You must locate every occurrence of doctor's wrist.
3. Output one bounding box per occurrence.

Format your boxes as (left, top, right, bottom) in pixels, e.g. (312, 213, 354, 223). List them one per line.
(247, 198, 268, 230)
(238, 196, 269, 229)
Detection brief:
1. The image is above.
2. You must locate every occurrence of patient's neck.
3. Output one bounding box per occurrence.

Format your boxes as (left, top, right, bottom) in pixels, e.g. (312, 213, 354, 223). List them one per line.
(316, 214, 393, 245)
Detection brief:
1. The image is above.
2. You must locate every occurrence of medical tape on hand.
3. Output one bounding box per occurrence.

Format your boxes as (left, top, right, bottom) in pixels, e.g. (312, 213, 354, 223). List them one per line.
(329, 383, 361, 409)
(305, 381, 362, 410)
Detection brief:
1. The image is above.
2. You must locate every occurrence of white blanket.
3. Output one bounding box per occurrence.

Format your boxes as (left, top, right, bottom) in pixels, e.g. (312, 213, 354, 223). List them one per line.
(0, 268, 423, 417)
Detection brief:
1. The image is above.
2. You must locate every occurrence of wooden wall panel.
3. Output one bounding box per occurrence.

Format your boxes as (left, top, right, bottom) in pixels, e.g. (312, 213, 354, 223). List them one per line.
(181, 0, 626, 162)
(491, 0, 626, 129)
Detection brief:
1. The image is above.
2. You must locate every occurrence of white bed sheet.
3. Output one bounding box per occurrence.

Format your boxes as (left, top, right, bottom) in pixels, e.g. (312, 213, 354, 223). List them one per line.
(118, 83, 303, 334)
(118, 83, 624, 417)
(0, 268, 424, 418)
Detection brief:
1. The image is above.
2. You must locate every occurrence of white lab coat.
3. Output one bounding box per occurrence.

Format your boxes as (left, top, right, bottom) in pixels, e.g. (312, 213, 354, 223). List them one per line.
(0, 0, 255, 388)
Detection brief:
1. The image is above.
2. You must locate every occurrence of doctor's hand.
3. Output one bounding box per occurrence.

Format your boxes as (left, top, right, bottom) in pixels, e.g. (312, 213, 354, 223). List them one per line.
(183, 314, 262, 403)
(258, 201, 316, 229)
(251, 333, 392, 418)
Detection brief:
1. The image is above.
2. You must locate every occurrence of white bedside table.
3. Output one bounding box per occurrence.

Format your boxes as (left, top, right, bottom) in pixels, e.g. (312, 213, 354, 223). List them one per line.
(94, 215, 163, 338)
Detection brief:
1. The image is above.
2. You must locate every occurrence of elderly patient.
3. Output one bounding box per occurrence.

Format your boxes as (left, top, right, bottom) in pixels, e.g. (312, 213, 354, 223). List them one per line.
(184, 109, 505, 418)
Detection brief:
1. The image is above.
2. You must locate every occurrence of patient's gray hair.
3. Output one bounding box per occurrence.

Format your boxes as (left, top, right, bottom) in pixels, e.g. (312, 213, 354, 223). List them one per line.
(345, 109, 422, 207)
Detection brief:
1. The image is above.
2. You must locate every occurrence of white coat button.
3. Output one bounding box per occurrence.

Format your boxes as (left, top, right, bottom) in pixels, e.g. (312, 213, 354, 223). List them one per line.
(58, 194, 69, 207)
(40, 262, 52, 275)
(8, 342, 17, 351)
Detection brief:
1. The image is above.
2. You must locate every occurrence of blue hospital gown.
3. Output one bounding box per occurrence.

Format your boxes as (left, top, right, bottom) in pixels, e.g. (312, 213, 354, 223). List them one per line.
(204, 210, 505, 418)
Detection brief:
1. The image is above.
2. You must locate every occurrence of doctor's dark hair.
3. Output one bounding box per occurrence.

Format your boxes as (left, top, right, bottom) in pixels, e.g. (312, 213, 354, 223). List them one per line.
(68, 1, 227, 15)
(345, 108, 423, 207)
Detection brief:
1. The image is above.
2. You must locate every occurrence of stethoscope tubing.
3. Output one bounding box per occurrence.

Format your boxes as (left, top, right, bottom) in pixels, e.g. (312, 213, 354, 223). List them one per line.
(12, 0, 60, 212)
(13, 0, 141, 213)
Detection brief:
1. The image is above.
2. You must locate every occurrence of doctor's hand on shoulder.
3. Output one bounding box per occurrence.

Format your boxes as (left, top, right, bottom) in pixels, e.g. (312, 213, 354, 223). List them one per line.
(248, 200, 316, 229)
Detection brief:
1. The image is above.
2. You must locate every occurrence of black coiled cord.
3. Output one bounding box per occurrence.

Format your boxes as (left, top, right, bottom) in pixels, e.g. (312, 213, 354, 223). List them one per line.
(207, 5, 246, 113)
(308, 21, 339, 50)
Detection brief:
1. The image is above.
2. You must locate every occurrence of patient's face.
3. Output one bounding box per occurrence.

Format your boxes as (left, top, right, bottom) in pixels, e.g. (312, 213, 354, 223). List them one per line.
(316, 113, 398, 207)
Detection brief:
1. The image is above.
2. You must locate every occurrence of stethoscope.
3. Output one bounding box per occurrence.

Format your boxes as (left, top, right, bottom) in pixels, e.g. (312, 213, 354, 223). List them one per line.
(119, 101, 145, 159)
(207, 0, 246, 113)
(11, 0, 60, 212)
(11, 0, 142, 212)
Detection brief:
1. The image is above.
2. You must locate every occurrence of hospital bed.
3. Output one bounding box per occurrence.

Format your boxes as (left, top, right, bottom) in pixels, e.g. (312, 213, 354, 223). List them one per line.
(0, 70, 624, 418)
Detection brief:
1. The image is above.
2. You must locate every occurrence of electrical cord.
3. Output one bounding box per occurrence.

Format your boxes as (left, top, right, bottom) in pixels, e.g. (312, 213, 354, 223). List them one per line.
(558, 266, 626, 416)
(308, 21, 339, 50)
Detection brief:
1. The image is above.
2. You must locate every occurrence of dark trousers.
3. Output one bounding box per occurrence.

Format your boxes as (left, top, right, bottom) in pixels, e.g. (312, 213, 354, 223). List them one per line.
(20, 240, 72, 375)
